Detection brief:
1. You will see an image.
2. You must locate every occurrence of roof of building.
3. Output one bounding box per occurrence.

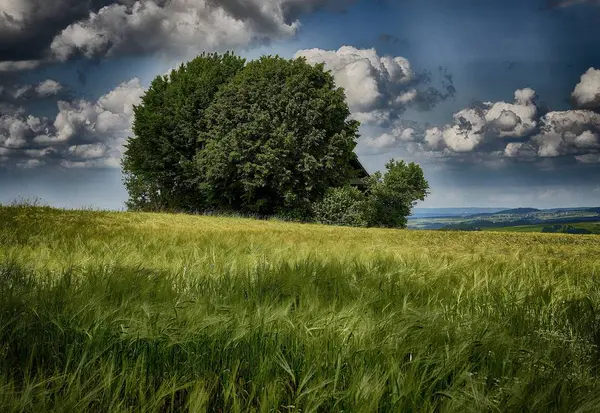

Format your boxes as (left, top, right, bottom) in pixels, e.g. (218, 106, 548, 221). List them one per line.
(350, 155, 369, 178)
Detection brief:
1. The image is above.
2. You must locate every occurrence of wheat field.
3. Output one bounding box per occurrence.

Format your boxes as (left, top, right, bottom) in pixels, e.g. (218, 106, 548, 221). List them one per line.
(1, 204, 600, 412)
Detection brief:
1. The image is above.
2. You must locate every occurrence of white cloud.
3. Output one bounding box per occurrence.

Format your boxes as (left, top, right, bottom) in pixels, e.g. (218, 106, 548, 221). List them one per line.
(424, 127, 444, 150)
(415, 88, 539, 154)
(530, 110, 600, 157)
(575, 153, 600, 163)
(0, 60, 42, 72)
(484, 88, 537, 137)
(572, 67, 600, 109)
(295, 46, 415, 125)
(574, 130, 600, 148)
(441, 108, 487, 152)
(365, 127, 416, 152)
(359, 67, 600, 167)
(1, 79, 65, 101)
(68, 143, 108, 159)
(50, 0, 305, 61)
(35, 79, 63, 97)
(16, 159, 45, 169)
(294, 46, 451, 126)
(1, 0, 353, 72)
(53, 78, 143, 145)
(60, 157, 120, 168)
(504, 142, 536, 158)
(0, 78, 143, 169)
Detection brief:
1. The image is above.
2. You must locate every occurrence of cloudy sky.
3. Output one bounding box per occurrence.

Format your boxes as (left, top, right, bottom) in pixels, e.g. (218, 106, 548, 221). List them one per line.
(1, 0, 600, 209)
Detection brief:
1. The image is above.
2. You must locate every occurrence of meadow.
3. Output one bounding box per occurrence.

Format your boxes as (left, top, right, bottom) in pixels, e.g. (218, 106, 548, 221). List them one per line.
(1, 204, 600, 412)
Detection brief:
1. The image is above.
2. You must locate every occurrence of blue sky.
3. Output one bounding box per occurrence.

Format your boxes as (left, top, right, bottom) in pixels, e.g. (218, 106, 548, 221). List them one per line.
(1, 0, 600, 209)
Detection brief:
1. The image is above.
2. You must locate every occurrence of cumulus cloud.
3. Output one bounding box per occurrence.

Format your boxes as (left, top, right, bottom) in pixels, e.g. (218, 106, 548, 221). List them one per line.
(572, 68, 600, 110)
(0, 77, 143, 169)
(0, 0, 354, 69)
(0, 79, 65, 101)
(440, 108, 487, 152)
(365, 126, 416, 151)
(294, 46, 455, 126)
(0, 0, 116, 63)
(407, 88, 539, 154)
(361, 68, 600, 165)
(526, 110, 600, 158)
(485, 88, 538, 137)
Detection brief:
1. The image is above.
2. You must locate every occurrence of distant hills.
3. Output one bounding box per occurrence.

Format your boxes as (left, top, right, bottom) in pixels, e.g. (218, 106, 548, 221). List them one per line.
(408, 207, 600, 232)
(410, 208, 506, 219)
(471, 208, 540, 217)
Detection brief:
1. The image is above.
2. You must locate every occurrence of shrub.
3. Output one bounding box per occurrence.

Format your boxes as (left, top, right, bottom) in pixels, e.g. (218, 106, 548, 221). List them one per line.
(312, 186, 369, 227)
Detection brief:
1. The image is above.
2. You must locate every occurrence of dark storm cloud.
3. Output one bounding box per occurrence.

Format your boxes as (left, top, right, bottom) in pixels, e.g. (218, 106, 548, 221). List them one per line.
(0, 0, 116, 62)
(0, 0, 356, 68)
(410, 67, 456, 112)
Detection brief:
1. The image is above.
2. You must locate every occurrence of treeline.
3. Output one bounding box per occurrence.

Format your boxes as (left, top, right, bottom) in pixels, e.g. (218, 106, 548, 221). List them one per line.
(541, 225, 592, 234)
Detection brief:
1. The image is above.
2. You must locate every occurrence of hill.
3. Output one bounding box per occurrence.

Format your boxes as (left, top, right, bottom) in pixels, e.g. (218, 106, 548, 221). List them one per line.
(408, 207, 600, 231)
(489, 207, 540, 215)
(1, 205, 600, 411)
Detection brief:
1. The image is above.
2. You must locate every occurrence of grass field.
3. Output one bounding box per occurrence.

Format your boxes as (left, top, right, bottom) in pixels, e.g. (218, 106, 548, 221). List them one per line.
(486, 222, 600, 234)
(1, 205, 600, 412)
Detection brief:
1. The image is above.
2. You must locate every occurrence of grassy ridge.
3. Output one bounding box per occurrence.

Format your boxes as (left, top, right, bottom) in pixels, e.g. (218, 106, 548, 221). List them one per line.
(1, 205, 600, 412)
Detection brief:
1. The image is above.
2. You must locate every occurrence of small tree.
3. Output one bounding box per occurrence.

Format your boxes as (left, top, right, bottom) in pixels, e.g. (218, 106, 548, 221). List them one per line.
(195, 55, 360, 216)
(312, 160, 429, 229)
(364, 159, 430, 228)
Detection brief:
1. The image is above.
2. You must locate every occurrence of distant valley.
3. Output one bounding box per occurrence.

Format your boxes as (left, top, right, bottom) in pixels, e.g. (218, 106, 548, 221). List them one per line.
(409, 207, 600, 233)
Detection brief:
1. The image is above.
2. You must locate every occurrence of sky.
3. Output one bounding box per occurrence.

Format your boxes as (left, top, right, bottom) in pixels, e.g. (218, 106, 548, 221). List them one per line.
(1, 0, 600, 209)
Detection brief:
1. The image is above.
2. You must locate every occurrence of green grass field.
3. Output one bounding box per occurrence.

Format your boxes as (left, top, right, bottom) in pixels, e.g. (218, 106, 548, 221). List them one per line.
(486, 222, 600, 234)
(2, 205, 600, 412)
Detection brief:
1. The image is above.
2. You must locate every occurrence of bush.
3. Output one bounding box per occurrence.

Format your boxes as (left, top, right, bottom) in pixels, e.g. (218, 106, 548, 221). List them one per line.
(312, 186, 369, 227)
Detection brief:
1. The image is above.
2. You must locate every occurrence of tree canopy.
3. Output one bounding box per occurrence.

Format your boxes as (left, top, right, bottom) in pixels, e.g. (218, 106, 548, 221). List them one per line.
(122, 52, 246, 211)
(195, 56, 360, 216)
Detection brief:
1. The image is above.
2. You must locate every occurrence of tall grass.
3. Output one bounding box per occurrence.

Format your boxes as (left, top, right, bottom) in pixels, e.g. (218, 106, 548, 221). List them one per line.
(1, 205, 600, 412)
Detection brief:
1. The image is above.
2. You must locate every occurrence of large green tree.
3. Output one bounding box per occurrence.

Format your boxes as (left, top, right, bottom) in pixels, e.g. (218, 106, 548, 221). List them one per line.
(122, 52, 246, 211)
(195, 56, 360, 216)
(122, 53, 359, 215)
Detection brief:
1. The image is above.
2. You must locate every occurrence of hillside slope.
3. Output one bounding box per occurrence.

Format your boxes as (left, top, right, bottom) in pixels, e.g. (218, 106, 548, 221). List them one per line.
(1, 206, 600, 412)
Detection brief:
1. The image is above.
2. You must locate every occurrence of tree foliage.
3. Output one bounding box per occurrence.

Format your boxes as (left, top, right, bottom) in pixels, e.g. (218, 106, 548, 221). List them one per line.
(313, 186, 369, 227)
(364, 159, 430, 228)
(122, 52, 246, 211)
(123, 53, 359, 215)
(195, 56, 359, 216)
(314, 160, 429, 229)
